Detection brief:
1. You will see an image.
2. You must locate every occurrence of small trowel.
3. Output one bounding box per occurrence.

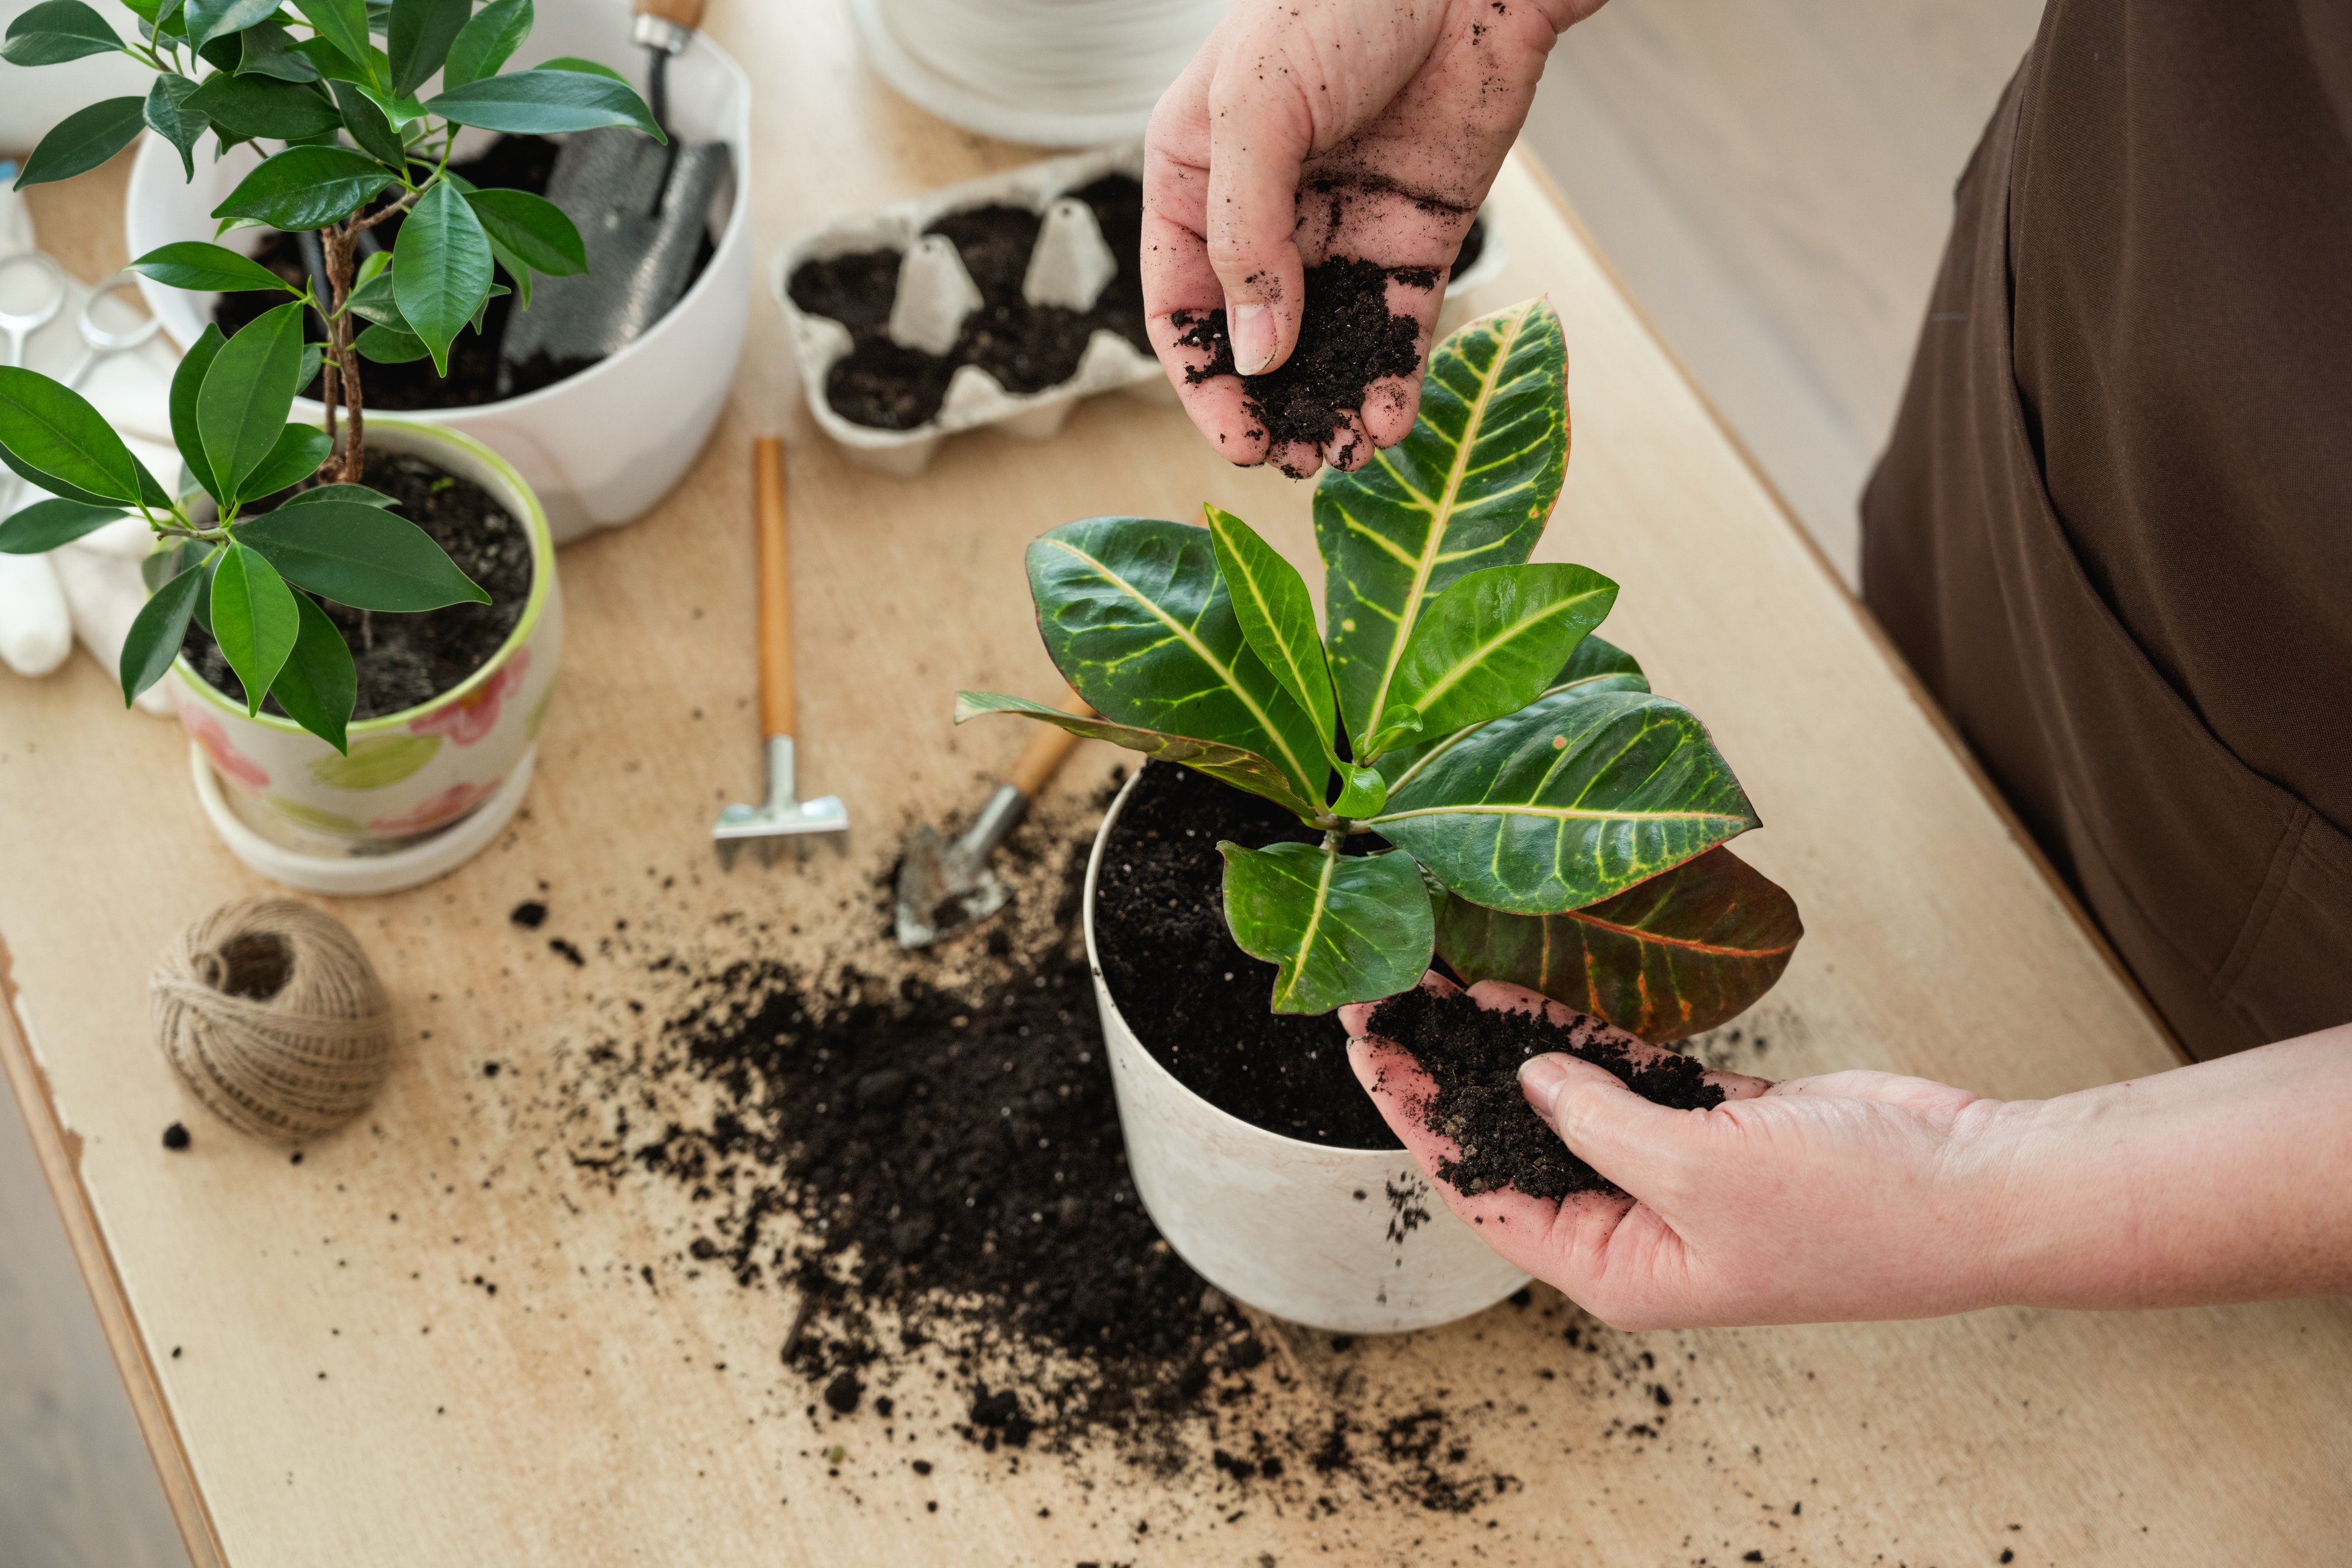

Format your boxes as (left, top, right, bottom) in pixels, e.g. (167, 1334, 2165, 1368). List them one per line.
(895, 691, 1093, 948)
(498, 0, 732, 391)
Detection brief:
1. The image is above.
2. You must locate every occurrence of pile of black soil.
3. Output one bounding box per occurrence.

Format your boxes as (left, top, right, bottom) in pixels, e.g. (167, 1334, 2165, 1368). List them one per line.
(1171, 256, 1433, 461)
(785, 175, 1152, 428)
(1093, 761, 1400, 1149)
(212, 135, 712, 408)
(181, 452, 531, 719)
(1365, 986, 1723, 1201)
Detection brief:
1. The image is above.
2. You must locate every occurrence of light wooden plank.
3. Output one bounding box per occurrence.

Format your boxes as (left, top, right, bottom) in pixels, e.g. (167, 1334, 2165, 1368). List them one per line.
(1, 4, 2346, 1563)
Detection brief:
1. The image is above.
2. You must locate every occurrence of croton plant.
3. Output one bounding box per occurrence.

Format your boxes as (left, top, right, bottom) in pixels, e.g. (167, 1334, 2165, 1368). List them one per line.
(0, 0, 661, 751)
(960, 296, 1802, 1041)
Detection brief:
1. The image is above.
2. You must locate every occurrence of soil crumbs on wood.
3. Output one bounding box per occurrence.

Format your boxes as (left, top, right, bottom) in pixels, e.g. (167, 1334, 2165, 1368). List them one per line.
(1171, 256, 1432, 462)
(181, 450, 530, 719)
(1094, 760, 1399, 1149)
(530, 782, 1588, 1522)
(1367, 987, 1724, 1201)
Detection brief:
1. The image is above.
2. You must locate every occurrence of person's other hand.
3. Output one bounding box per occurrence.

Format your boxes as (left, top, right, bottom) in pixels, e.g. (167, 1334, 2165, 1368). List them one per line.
(1338, 974, 2014, 1329)
(1143, 0, 1597, 476)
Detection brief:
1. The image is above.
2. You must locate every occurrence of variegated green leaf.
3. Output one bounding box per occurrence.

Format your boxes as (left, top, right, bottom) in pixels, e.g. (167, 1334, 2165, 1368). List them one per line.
(1203, 502, 1339, 764)
(1026, 517, 1329, 808)
(953, 690, 1320, 822)
(1435, 844, 1802, 1043)
(1315, 296, 1570, 753)
(1376, 631, 1648, 793)
(1371, 688, 1758, 913)
(1372, 562, 1615, 749)
(1219, 841, 1433, 1015)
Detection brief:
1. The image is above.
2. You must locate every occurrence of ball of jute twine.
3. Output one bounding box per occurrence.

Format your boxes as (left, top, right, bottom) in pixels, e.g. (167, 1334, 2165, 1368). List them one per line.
(152, 899, 392, 1144)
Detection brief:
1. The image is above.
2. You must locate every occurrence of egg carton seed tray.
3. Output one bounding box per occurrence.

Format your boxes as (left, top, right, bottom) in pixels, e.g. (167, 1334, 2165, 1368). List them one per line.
(774, 144, 1172, 478)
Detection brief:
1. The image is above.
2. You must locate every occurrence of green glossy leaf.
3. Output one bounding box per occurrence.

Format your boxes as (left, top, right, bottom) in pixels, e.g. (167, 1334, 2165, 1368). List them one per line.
(190, 71, 343, 141)
(483, 230, 531, 309)
(0, 444, 121, 506)
(2, 1, 121, 64)
(277, 481, 396, 509)
(462, 186, 584, 276)
(14, 97, 146, 188)
(392, 178, 491, 374)
(237, 499, 487, 609)
(121, 551, 208, 704)
(288, 0, 371, 76)
(1316, 296, 1570, 752)
(211, 145, 393, 229)
(343, 260, 403, 324)
(329, 77, 407, 165)
(351, 79, 426, 127)
(268, 589, 355, 750)
(209, 541, 301, 714)
(951, 690, 1321, 822)
(1203, 503, 1338, 766)
(129, 240, 301, 295)
(183, 0, 280, 47)
(1372, 562, 1617, 747)
(235, 19, 320, 79)
(1379, 631, 1649, 791)
(296, 340, 323, 391)
(1219, 841, 1434, 1015)
(425, 69, 662, 139)
(385, 0, 466, 96)
(1026, 517, 1329, 809)
(163, 325, 226, 502)
(441, 0, 527, 89)
(292, 30, 369, 83)
(1329, 763, 1387, 820)
(531, 54, 625, 83)
(1370, 688, 1759, 914)
(0, 498, 125, 553)
(355, 321, 429, 361)
(198, 299, 303, 501)
(1435, 844, 1802, 1044)
(239, 423, 334, 499)
(143, 75, 210, 180)
(0, 367, 150, 503)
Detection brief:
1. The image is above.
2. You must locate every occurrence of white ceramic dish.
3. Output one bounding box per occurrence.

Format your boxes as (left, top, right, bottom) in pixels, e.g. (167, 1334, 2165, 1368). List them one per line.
(1083, 768, 1527, 1334)
(121, 0, 752, 544)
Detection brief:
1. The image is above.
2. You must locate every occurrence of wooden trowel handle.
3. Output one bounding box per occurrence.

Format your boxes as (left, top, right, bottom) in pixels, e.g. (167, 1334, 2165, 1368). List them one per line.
(635, 0, 706, 30)
(754, 437, 796, 739)
(1009, 690, 1094, 797)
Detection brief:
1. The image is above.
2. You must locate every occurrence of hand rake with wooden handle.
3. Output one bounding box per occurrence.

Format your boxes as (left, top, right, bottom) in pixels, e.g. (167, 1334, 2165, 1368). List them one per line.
(713, 438, 849, 867)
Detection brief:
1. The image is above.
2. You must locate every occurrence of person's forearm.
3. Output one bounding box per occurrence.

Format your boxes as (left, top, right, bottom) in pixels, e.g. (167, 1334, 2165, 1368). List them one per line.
(1972, 1023, 2352, 1309)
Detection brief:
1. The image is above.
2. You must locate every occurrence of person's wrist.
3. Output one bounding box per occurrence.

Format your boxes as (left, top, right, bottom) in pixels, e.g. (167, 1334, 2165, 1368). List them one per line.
(1941, 1095, 2060, 1311)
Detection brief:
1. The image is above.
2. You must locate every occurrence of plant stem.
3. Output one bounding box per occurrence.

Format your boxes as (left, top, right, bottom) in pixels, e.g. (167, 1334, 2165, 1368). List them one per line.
(321, 223, 363, 483)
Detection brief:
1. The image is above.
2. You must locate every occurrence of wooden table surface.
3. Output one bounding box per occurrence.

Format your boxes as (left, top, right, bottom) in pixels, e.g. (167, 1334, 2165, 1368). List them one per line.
(6, 4, 2348, 1564)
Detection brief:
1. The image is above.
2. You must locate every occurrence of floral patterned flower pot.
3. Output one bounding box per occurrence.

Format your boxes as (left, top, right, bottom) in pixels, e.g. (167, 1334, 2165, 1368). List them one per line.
(169, 419, 560, 892)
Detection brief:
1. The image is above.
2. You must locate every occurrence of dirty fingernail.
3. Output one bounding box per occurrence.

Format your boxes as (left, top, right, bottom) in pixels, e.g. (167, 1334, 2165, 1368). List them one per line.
(1518, 1052, 1572, 1115)
(1230, 303, 1276, 374)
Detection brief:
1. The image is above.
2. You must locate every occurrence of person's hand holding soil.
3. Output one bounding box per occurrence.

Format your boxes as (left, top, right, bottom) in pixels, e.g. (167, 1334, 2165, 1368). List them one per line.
(1143, 0, 1597, 475)
(1341, 975, 2352, 1329)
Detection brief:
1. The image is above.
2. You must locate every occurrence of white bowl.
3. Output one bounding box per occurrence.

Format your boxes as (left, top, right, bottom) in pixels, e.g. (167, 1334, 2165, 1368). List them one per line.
(122, 1, 752, 544)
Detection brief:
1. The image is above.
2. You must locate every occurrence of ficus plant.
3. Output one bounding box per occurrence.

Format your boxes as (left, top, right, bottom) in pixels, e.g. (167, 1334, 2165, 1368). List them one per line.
(959, 296, 1804, 1041)
(0, 0, 663, 752)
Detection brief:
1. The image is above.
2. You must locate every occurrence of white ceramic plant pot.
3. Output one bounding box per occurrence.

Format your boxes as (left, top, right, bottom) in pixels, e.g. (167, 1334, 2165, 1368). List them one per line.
(1082, 769, 1528, 1334)
(121, 0, 752, 544)
(169, 420, 561, 895)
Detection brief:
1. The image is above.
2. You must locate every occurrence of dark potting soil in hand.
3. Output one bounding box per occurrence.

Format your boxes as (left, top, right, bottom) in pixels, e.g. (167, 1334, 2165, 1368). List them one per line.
(211, 135, 713, 409)
(1365, 985, 1724, 1201)
(1093, 761, 1402, 1150)
(1170, 256, 1433, 460)
(181, 452, 530, 720)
